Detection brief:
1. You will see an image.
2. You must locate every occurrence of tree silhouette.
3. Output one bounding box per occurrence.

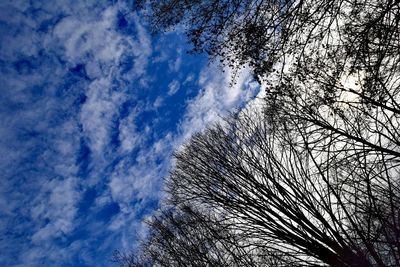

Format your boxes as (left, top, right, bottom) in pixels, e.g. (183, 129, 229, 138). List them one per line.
(113, 204, 290, 267)
(116, 99, 400, 266)
(167, 103, 400, 266)
(137, 0, 400, 83)
(116, 1, 400, 266)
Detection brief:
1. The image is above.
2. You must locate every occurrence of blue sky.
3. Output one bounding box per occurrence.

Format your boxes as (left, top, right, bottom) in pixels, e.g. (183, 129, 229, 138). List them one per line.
(0, 1, 259, 266)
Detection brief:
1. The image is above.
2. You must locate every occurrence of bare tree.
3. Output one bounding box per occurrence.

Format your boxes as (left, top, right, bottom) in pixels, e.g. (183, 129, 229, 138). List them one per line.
(136, 0, 400, 153)
(114, 204, 293, 267)
(166, 102, 400, 266)
(137, 0, 400, 83)
(117, 1, 400, 266)
(112, 250, 145, 267)
(115, 97, 399, 266)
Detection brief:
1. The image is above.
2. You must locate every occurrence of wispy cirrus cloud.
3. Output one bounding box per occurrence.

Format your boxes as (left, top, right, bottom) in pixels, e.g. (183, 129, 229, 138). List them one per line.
(178, 63, 260, 142)
(0, 1, 154, 266)
(0, 1, 260, 266)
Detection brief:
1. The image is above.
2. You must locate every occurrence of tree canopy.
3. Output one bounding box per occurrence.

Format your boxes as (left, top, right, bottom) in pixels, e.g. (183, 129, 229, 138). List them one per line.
(137, 0, 400, 83)
(116, 0, 400, 266)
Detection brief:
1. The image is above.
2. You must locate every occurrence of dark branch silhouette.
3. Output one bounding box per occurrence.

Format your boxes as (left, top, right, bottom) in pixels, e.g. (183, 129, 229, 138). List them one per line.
(167, 103, 400, 266)
(115, 1, 400, 266)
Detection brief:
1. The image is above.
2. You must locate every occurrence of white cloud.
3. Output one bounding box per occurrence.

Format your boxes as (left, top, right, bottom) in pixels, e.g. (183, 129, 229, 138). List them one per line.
(32, 179, 79, 241)
(168, 50, 182, 72)
(109, 133, 173, 206)
(167, 79, 180, 95)
(118, 111, 141, 153)
(153, 96, 164, 108)
(0, 1, 155, 266)
(178, 62, 260, 142)
(131, 16, 152, 79)
(0, 1, 262, 266)
(80, 78, 123, 156)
